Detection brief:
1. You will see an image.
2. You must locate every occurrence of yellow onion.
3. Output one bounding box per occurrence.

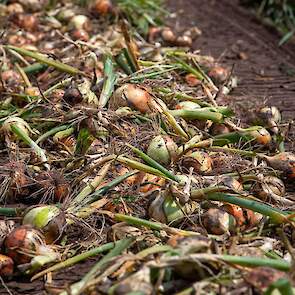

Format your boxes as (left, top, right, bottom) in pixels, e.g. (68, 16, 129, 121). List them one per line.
(175, 35, 193, 47)
(161, 27, 176, 43)
(56, 8, 76, 23)
(4, 225, 48, 265)
(259, 106, 281, 134)
(149, 190, 198, 224)
(90, 0, 114, 16)
(14, 13, 39, 31)
(68, 15, 91, 31)
(208, 66, 229, 84)
(252, 176, 285, 202)
(71, 29, 90, 42)
(264, 152, 295, 179)
(112, 84, 152, 113)
(185, 73, 202, 87)
(0, 254, 14, 277)
(23, 205, 65, 244)
(147, 135, 177, 166)
(7, 3, 24, 14)
(175, 101, 200, 110)
(202, 208, 236, 235)
(180, 150, 212, 174)
(249, 127, 272, 145)
(63, 87, 83, 105)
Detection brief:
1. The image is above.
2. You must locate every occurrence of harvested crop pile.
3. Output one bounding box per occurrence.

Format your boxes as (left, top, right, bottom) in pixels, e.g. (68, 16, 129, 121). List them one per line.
(0, 0, 294, 294)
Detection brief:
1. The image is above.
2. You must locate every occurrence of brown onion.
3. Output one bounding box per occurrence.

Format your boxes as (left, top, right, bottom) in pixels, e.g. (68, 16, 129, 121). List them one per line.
(0, 254, 14, 277)
(208, 66, 229, 84)
(112, 84, 152, 113)
(180, 150, 212, 174)
(4, 225, 47, 265)
(202, 208, 236, 235)
(90, 0, 114, 16)
(264, 152, 295, 179)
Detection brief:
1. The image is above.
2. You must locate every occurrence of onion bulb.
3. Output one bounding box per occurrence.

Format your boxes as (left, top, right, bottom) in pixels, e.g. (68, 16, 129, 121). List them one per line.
(161, 27, 176, 43)
(4, 225, 48, 265)
(259, 106, 281, 134)
(112, 84, 152, 113)
(249, 127, 271, 145)
(2, 117, 33, 138)
(208, 66, 229, 84)
(147, 135, 177, 166)
(0, 254, 14, 277)
(23, 205, 65, 244)
(68, 15, 91, 31)
(264, 152, 295, 179)
(185, 73, 202, 87)
(180, 150, 212, 174)
(202, 208, 236, 235)
(90, 0, 114, 16)
(252, 175, 285, 202)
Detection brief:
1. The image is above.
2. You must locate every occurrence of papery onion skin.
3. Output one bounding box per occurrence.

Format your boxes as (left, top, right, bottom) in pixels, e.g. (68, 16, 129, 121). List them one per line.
(4, 225, 46, 265)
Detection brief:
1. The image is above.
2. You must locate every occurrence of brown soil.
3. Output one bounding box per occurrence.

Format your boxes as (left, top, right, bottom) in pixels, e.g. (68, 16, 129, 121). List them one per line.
(168, 0, 295, 150)
(1, 1, 295, 294)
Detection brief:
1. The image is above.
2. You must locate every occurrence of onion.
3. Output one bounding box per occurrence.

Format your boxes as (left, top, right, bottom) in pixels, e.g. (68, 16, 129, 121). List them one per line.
(249, 127, 272, 145)
(0, 220, 15, 249)
(221, 204, 245, 227)
(0, 254, 14, 277)
(147, 135, 177, 166)
(68, 15, 91, 31)
(56, 9, 75, 23)
(4, 225, 47, 265)
(7, 3, 24, 14)
(180, 150, 212, 174)
(71, 29, 90, 42)
(90, 0, 114, 16)
(112, 84, 152, 113)
(264, 152, 295, 179)
(208, 66, 229, 84)
(202, 208, 236, 235)
(148, 193, 166, 223)
(185, 73, 202, 87)
(259, 106, 281, 134)
(63, 87, 83, 105)
(175, 35, 193, 47)
(15, 14, 39, 31)
(23, 205, 65, 244)
(252, 175, 285, 202)
(161, 27, 176, 43)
